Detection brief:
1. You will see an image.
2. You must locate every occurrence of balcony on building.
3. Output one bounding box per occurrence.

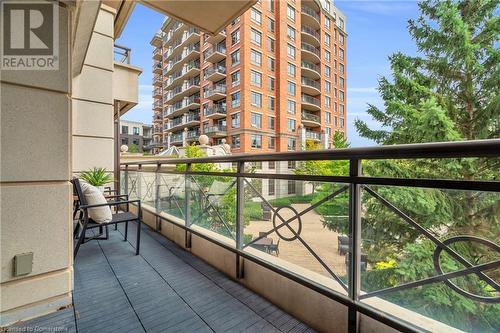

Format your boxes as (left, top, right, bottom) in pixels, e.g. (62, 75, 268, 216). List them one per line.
(301, 93, 321, 111)
(152, 61, 162, 74)
(164, 77, 200, 105)
(204, 64, 226, 82)
(165, 60, 200, 90)
(170, 132, 184, 144)
(204, 43, 227, 63)
(166, 94, 201, 118)
(206, 30, 226, 45)
(153, 46, 162, 60)
(186, 128, 200, 142)
(301, 111, 321, 127)
(204, 84, 227, 101)
(301, 3, 320, 29)
(150, 31, 163, 48)
(203, 124, 227, 137)
(305, 130, 321, 141)
(153, 100, 162, 111)
(301, 77, 321, 96)
(301, 25, 321, 47)
(204, 104, 227, 119)
(301, 42, 321, 63)
(301, 60, 321, 80)
(152, 87, 162, 99)
(153, 74, 162, 86)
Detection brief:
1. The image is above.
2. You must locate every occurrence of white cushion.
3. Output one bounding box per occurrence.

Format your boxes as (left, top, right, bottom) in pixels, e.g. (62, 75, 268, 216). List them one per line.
(80, 181, 112, 223)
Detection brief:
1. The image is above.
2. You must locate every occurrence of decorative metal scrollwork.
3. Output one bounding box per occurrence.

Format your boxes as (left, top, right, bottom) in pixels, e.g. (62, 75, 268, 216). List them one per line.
(272, 206, 303, 241)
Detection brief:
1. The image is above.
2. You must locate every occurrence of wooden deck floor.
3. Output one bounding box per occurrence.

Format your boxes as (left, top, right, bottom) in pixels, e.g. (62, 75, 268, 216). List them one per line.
(7, 222, 315, 333)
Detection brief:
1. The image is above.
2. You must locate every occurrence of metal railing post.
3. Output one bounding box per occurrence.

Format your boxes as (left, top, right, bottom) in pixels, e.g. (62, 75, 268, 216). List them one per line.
(348, 158, 362, 333)
(184, 163, 192, 248)
(137, 164, 143, 200)
(124, 165, 129, 195)
(236, 161, 245, 278)
(155, 163, 161, 231)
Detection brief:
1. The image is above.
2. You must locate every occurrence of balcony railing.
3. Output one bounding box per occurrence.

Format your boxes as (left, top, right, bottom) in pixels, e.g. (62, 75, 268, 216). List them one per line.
(301, 42, 320, 57)
(120, 139, 500, 333)
(203, 65, 226, 79)
(203, 124, 227, 134)
(302, 111, 320, 123)
(114, 44, 131, 64)
(305, 131, 320, 140)
(204, 105, 227, 117)
(301, 61, 320, 73)
(301, 93, 320, 106)
(203, 85, 227, 98)
(301, 6, 320, 22)
(301, 25, 320, 41)
(186, 130, 200, 140)
(301, 77, 321, 90)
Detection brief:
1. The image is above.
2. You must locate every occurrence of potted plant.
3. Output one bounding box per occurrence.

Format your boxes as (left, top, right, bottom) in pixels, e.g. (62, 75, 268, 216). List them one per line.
(80, 167, 113, 193)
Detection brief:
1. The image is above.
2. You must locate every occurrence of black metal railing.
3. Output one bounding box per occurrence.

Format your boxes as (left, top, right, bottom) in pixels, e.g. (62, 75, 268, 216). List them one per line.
(114, 44, 131, 64)
(120, 139, 500, 333)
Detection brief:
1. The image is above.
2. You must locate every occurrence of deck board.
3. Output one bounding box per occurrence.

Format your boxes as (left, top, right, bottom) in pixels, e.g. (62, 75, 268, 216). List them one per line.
(7, 222, 315, 333)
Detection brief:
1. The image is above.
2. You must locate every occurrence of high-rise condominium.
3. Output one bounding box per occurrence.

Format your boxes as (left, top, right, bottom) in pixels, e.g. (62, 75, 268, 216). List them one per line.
(151, 0, 347, 154)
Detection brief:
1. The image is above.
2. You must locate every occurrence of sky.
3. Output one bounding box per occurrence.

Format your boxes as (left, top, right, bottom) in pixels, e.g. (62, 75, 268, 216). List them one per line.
(117, 0, 420, 147)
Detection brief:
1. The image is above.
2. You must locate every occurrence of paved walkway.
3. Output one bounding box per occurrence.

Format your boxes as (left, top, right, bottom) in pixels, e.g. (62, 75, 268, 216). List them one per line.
(7, 223, 315, 333)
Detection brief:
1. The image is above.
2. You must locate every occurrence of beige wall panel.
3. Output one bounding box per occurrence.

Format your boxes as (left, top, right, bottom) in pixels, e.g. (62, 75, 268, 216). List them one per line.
(0, 5, 69, 93)
(72, 99, 114, 138)
(191, 235, 237, 278)
(72, 136, 114, 172)
(0, 83, 70, 182)
(0, 183, 72, 283)
(84, 32, 114, 70)
(113, 62, 141, 104)
(93, 8, 114, 38)
(72, 65, 113, 104)
(0, 269, 72, 312)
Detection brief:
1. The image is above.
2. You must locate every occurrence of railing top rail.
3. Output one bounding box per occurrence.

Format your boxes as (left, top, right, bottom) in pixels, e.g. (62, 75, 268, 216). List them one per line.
(121, 139, 500, 165)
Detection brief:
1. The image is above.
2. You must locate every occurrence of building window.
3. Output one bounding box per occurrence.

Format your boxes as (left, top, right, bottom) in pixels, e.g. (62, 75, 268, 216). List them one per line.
(268, 76, 275, 91)
(325, 80, 331, 93)
(250, 70, 262, 87)
(251, 8, 262, 25)
(287, 81, 296, 96)
(251, 91, 262, 107)
(251, 28, 262, 46)
(339, 48, 344, 60)
(251, 134, 262, 148)
(268, 116, 275, 130)
(325, 96, 331, 108)
(339, 63, 345, 74)
(267, 18, 275, 32)
(339, 77, 345, 88)
(268, 179, 275, 195)
(287, 25, 296, 40)
(133, 139, 139, 145)
(231, 135, 241, 148)
(231, 113, 240, 128)
(267, 0, 274, 13)
(250, 49, 262, 66)
(287, 99, 296, 114)
(287, 63, 296, 77)
(267, 136, 275, 149)
(325, 17, 330, 29)
(287, 44, 296, 59)
(267, 37, 275, 52)
(231, 91, 241, 108)
(326, 112, 331, 124)
(325, 50, 331, 62)
(287, 138, 296, 151)
(325, 65, 331, 77)
(231, 29, 240, 45)
(288, 180, 296, 194)
(287, 118, 296, 132)
(339, 33, 345, 45)
(338, 18, 345, 30)
(251, 112, 262, 128)
(288, 161, 296, 169)
(121, 125, 128, 134)
(339, 90, 345, 102)
(268, 96, 275, 111)
(339, 104, 345, 115)
(268, 161, 276, 169)
(231, 49, 240, 66)
(267, 57, 275, 71)
(231, 70, 240, 86)
(287, 5, 295, 21)
(340, 117, 345, 128)
(325, 33, 331, 46)
(121, 138, 128, 145)
(132, 127, 139, 135)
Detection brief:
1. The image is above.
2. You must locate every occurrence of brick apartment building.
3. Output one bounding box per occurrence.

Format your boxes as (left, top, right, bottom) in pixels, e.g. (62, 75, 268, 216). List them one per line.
(151, 0, 346, 154)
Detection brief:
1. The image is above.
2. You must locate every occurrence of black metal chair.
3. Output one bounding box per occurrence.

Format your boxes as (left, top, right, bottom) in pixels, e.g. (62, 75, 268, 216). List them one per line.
(72, 178, 142, 258)
(338, 235, 349, 255)
(268, 239, 280, 256)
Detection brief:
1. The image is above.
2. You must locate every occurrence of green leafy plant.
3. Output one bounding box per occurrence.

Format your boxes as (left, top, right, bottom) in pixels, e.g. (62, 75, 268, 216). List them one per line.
(80, 167, 113, 186)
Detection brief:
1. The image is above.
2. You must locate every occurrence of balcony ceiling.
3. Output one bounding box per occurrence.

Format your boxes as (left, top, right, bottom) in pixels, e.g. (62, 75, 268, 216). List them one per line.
(103, 0, 257, 37)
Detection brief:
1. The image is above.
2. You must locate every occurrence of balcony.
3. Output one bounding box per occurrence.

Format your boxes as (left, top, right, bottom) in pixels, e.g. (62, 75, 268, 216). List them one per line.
(301, 77, 321, 96)
(204, 44, 226, 63)
(153, 74, 162, 86)
(203, 84, 226, 101)
(152, 62, 162, 74)
(305, 130, 321, 141)
(170, 132, 183, 144)
(301, 42, 320, 63)
(301, 25, 320, 46)
(301, 5, 320, 28)
(153, 100, 162, 111)
(165, 43, 200, 76)
(204, 65, 226, 82)
(166, 95, 201, 118)
(164, 78, 200, 104)
(301, 93, 321, 111)
(203, 124, 227, 137)
(153, 47, 162, 60)
(204, 105, 227, 119)
(301, 61, 321, 80)
(206, 30, 226, 44)
(165, 60, 200, 90)
(186, 129, 200, 141)
(301, 111, 321, 127)
(152, 87, 162, 99)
